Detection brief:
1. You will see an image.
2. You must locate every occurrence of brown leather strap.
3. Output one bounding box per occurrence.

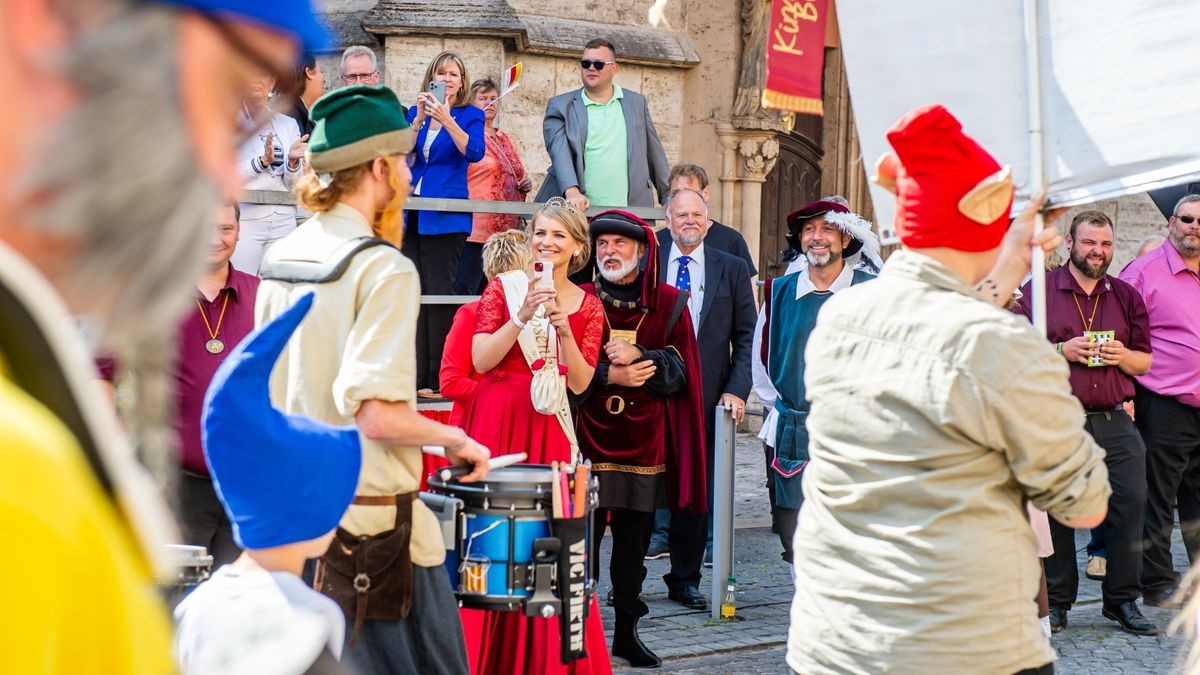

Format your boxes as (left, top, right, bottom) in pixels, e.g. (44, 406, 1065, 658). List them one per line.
(350, 554, 369, 648)
(351, 492, 418, 506)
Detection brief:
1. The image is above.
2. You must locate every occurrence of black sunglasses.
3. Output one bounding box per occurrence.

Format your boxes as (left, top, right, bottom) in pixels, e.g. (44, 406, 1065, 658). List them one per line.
(1176, 214, 1200, 224)
(580, 59, 615, 71)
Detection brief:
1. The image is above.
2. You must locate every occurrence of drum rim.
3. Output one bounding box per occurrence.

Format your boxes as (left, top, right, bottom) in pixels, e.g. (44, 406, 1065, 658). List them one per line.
(428, 463, 559, 498)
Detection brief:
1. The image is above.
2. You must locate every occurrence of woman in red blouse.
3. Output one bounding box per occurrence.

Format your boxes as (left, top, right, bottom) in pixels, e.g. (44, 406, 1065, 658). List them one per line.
(463, 199, 611, 675)
(455, 77, 532, 294)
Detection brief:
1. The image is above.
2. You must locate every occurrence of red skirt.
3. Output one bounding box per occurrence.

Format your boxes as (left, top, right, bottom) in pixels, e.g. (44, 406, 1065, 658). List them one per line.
(461, 597, 611, 675)
(460, 370, 611, 674)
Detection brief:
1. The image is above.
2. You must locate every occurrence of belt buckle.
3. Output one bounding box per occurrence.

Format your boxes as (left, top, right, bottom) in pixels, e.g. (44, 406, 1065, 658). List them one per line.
(605, 395, 626, 415)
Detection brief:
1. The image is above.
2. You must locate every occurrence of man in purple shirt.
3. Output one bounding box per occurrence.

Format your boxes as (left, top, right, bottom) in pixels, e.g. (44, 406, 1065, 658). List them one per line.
(1017, 210, 1156, 635)
(1119, 193, 1200, 608)
(102, 204, 260, 565)
(175, 202, 260, 565)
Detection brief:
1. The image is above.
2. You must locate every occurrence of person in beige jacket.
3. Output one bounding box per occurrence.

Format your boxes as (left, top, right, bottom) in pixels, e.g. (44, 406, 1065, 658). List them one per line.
(786, 105, 1110, 675)
(256, 85, 490, 675)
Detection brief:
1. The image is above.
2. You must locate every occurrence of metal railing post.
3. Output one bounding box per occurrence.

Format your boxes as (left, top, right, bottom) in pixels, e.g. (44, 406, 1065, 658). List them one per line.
(711, 405, 736, 620)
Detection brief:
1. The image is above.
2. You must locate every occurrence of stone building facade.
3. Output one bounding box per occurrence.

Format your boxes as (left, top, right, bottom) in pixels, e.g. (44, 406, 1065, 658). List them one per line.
(314, 0, 1170, 277)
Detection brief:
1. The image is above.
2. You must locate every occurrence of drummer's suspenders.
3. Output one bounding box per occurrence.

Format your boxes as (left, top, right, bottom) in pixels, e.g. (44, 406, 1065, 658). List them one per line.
(258, 236, 395, 284)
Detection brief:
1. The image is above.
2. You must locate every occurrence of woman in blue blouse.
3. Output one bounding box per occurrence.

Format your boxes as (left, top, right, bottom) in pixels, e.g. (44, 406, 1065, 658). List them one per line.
(404, 51, 486, 390)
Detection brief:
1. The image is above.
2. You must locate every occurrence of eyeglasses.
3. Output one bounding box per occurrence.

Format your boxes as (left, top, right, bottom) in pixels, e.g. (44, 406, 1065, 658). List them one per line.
(342, 71, 379, 83)
(1175, 214, 1200, 224)
(580, 59, 616, 71)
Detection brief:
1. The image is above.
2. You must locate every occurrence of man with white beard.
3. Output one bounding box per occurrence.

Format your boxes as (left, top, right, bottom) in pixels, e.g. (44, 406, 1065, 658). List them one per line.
(750, 199, 878, 564)
(576, 211, 706, 668)
(0, 0, 330, 671)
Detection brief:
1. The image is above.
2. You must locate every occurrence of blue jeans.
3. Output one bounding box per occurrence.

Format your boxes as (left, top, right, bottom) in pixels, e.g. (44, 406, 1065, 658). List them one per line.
(1087, 523, 1107, 558)
(650, 508, 713, 551)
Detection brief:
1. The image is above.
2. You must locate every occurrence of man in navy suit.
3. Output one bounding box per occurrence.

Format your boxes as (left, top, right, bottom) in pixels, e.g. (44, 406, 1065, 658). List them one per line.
(536, 38, 671, 211)
(656, 188, 756, 609)
(656, 164, 757, 284)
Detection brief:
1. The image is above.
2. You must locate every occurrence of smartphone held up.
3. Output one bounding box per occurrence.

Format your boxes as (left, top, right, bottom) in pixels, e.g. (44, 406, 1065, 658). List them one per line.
(533, 260, 555, 290)
(429, 80, 447, 105)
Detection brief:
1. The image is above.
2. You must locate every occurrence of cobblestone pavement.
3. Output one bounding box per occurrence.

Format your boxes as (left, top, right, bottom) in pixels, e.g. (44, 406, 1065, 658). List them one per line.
(596, 430, 1191, 674)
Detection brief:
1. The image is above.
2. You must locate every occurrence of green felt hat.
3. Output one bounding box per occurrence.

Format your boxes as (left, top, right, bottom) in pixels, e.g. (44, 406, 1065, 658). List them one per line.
(306, 85, 414, 173)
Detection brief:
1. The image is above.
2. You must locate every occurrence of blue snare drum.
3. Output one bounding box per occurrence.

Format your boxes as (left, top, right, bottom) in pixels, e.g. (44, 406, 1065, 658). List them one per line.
(425, 464, 596, 619)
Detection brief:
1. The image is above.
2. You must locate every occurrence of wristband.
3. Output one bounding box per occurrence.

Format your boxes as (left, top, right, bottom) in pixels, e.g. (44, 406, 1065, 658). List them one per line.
(1057, 342, 1064, 355)
(512, 314, 527, 329)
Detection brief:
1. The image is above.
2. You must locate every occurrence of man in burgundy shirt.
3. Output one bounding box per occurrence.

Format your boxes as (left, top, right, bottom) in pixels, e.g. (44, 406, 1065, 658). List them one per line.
(1120, 193, 1200, 608)
(1017, 210, 1156, 635)
(176, 203, 260, 565)
(102, 203, 258, 565)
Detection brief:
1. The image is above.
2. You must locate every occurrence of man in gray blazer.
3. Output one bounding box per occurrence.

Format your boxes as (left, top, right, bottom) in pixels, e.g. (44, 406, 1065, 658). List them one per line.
(536, 38, 671, 210)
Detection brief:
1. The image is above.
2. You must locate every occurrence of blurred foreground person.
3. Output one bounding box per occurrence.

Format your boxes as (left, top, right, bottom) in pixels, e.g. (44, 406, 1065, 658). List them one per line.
(0, 0, 327, 671)
(176, 294, 359, 674)
(786, 105, 1111, 675)
(256, 85, 490, 674)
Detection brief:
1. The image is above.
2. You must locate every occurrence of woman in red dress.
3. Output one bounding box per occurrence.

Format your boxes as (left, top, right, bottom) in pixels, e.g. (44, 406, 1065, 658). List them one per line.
(440, 229, 533, 428)
(463, 198, 611, 675)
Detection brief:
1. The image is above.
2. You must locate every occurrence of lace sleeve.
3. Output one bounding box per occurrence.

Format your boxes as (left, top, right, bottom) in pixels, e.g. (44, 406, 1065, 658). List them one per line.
(474, 276, 510, 334)
(576, 293, 606, 367)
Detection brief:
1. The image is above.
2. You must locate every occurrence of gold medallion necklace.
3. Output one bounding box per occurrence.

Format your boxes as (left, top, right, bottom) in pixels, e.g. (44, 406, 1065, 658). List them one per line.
(197, 293, 231, 354)
(1071, 291, 1100, 333)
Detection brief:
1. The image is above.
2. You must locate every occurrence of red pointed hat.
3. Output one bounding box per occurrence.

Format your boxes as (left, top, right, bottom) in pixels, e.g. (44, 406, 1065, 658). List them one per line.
(873, 104, 1014, 252)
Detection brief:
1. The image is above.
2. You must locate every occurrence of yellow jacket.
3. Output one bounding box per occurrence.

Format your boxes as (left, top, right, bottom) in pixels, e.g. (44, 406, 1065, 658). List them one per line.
(0, 242, 173, 673)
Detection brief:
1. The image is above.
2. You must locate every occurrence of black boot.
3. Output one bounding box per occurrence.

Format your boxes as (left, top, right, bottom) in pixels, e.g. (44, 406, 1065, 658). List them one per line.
(611, 596, 661, 668)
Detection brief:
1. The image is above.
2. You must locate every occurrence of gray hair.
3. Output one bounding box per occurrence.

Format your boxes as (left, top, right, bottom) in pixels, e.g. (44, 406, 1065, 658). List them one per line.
(820, 194, 850, 207)
(666, 188, 708, 217)
(1173, 193, 1200, 216)
(20, 5, 214, 479)
(1136, 234, 1165, 257)
(340, 45, 378, 75)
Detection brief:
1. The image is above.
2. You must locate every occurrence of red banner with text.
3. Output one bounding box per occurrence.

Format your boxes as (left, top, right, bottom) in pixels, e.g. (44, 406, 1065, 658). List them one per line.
(763, 0, 828, 115)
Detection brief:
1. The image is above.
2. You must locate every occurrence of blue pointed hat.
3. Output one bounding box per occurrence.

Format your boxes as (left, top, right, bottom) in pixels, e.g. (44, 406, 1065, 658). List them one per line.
(155, 0, 334, 52)
(202, 292, 360, 550)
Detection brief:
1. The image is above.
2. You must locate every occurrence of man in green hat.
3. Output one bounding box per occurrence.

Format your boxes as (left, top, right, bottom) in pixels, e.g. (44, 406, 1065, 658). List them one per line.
(256, 84, 491, 674)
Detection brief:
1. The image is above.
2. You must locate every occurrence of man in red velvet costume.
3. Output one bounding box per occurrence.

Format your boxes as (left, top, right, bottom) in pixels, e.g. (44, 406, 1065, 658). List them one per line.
(577, 210, 706, 668)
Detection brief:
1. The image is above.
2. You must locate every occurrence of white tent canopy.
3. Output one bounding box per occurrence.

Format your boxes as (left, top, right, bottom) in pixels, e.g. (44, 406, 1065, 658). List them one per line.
(836, 1, 1200, 244)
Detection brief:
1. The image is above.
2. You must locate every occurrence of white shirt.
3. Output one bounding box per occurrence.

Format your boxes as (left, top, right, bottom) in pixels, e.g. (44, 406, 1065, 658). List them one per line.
(174, 565, 346, 675)
(414, 125, 442, 195)
(236, 110, 302, 221)
(666, 242, 705, 335)
(752, 262, 857, 447)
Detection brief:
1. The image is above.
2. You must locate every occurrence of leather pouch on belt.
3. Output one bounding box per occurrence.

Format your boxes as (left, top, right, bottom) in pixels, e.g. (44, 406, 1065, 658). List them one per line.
(314, 494, 414, 646)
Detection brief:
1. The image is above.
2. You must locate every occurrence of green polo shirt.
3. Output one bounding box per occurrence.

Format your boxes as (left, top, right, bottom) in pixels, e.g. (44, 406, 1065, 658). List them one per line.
(581, 85, 628, 208)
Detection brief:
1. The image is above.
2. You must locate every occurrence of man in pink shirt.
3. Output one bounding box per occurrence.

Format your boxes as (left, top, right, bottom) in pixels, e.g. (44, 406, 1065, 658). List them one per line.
(1119, 193, 1200, 608)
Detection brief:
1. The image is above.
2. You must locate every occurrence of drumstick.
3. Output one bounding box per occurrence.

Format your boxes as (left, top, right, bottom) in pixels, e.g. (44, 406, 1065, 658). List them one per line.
(422, 445, 446, 457)
(551, 461, 562, 518)
(488, 452, 527, 469)
(559, 465, 572, 518)
(573, 463, 586, 518)
(437, 452, 528, 482)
